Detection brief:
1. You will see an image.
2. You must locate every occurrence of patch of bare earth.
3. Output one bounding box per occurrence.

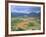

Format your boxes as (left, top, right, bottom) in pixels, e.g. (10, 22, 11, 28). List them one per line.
(16, 20, 31, 30)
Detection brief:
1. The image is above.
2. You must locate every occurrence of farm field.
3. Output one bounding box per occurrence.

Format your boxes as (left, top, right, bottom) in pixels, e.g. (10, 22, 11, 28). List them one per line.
(11, 16, 41, 31)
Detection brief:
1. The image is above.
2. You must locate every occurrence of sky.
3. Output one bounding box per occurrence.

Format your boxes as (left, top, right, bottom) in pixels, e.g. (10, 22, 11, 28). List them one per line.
(11, 5, 41, 14)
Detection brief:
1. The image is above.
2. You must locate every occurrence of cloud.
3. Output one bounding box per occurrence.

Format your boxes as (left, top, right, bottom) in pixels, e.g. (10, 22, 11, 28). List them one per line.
(11, 9, 32, 14)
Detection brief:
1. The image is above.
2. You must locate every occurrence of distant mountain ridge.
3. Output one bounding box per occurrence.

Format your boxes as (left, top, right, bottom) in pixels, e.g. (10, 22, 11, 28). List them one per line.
(11, 12, 40, 17)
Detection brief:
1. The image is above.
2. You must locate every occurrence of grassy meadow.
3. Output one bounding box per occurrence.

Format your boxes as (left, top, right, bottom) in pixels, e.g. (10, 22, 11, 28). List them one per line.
(11, 16, 41, 31)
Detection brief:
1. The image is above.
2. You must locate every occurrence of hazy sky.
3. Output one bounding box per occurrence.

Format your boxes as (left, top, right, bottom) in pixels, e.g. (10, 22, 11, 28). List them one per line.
(11, 5, 41, 14)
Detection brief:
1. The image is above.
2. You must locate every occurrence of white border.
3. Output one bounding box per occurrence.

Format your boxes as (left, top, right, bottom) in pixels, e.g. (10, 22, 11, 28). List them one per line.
(8, 3, 43, 34)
